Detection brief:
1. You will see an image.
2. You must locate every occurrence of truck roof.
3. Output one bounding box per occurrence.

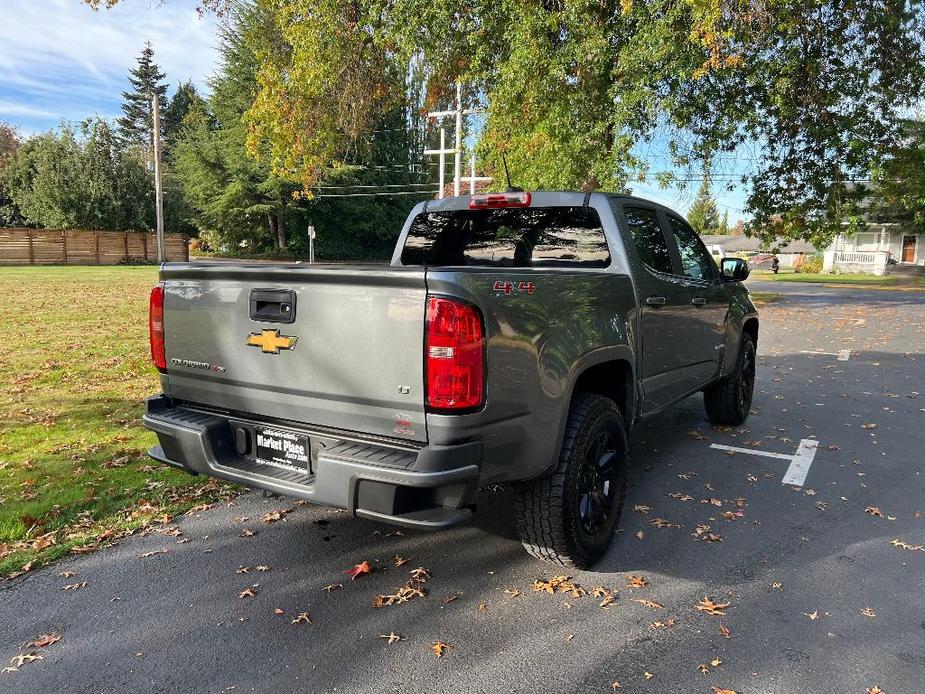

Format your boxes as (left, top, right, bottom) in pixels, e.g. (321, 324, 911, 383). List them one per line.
(411, 191, 684, 219)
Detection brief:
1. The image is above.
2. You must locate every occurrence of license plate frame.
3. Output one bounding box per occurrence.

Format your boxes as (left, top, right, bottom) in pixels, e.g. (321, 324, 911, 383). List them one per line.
(254, 427, 311, 474)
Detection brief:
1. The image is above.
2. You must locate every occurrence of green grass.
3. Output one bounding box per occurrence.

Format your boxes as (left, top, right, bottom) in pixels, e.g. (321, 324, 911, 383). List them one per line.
(0, 266, 234, 578)
(748, 291, 782, 306)
(768, 272, 900, 285)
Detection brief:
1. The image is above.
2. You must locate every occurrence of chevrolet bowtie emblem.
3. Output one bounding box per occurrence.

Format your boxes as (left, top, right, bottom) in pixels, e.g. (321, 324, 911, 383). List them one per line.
(246, 329, 298, 354)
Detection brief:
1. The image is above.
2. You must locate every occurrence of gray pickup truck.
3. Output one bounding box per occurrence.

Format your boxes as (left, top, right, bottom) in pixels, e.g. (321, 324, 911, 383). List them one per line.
(144, 191, 757, 568)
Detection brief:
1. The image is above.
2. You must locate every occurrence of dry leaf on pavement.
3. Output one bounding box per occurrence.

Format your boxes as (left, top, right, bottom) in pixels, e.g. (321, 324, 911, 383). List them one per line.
(696, 597, 730, 616)
(291, 612, 311, 624)
(26, 633, 60, 649)
(345, 560, 371, 580)
(636, 599, 663, 609)
(430, 641, 452, 658)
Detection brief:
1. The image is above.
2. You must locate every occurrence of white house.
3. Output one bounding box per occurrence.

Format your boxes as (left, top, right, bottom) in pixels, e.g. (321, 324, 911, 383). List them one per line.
(824, 223, 925, 275)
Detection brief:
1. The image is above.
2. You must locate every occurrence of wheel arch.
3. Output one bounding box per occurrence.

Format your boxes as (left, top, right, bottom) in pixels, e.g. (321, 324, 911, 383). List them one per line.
(568, 357, 636, 430)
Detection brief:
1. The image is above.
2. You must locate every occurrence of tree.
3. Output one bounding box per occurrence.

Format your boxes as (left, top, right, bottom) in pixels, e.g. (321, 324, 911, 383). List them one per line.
(868, 118, 925, 232)
(162, 81, 206, 154)
(688, 178, 722, 235)
(0, 122, 25, 226)
(2, 119, 154, 230)
(117, 41, 168, 159)
(173, 2, 428, 257)
(241, 1, 925, 250)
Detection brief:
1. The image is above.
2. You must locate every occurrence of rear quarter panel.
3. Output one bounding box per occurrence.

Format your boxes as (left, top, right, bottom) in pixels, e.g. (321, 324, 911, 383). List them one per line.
(425, 269, 637, 482)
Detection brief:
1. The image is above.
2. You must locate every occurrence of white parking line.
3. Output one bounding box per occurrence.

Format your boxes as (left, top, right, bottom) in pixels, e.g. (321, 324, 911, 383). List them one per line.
(710, 438, 820, 487)
(781, 439, 819, 487)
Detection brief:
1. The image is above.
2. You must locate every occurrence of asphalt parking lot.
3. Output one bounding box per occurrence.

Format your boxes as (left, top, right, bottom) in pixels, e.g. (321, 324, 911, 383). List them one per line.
(1, 281, 923, 694)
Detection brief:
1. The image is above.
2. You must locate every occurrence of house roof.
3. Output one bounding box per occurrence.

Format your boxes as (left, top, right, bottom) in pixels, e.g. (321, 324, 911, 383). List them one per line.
(699, 234, 817, 254)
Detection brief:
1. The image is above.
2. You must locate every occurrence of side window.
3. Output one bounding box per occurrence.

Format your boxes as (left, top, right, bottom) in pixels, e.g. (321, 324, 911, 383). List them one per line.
(668, 217, 716, 281)
(621, 205, 674, 274)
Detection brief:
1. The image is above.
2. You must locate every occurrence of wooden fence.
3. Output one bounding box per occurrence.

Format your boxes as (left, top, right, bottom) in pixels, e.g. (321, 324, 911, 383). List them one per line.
(0, 228, 189, 266)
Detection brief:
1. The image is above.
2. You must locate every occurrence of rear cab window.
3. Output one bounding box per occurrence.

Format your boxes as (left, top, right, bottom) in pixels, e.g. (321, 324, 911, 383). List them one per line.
(400, 207, 611, 268)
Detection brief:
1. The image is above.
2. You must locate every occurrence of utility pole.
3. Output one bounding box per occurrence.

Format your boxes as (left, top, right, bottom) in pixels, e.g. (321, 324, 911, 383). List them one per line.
(423, 82, 488, 198)
(152, 92, 165, 263)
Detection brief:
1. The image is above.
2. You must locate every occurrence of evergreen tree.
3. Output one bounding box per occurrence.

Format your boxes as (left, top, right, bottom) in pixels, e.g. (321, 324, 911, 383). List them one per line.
(719, 210, 729, 235)
(117, 42, 168, 157)
(0, 122, 26, 226)
(162, 81, 205, 153)
(688, 178, 722, 235)
(2, 119, 153, 230)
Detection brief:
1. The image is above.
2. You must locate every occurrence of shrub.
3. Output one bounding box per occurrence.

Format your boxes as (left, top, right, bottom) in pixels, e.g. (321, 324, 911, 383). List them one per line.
(797, 253, 823, 273)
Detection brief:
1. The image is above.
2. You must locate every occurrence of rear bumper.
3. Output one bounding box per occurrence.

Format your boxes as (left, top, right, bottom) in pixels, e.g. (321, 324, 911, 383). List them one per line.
(142, 396, 481, 529)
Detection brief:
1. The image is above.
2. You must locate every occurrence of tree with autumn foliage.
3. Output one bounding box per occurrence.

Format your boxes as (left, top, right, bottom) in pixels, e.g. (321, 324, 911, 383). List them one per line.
(87, 0, 925, 249)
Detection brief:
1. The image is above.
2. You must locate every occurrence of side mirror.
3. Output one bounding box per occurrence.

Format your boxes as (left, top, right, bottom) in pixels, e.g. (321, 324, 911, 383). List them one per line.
(720, 257, 750, 281)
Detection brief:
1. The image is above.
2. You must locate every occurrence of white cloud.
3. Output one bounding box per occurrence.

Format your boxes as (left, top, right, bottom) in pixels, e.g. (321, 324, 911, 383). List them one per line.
(0, 0, 219, 130)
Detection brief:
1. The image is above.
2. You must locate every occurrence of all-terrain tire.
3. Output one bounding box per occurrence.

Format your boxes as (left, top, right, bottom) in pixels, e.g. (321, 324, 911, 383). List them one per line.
(513, 394, 628, 569)
(703, 332, 756, 426)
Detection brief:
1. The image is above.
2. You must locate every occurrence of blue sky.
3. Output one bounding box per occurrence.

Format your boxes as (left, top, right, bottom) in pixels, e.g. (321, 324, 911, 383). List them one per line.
(0, 0, 219, 135)
(0, 0, 749, 220)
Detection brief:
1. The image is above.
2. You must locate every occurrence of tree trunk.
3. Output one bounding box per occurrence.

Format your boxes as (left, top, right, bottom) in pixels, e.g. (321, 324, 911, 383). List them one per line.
(275, 214, 287, 252)
(268, 213, 277, 249)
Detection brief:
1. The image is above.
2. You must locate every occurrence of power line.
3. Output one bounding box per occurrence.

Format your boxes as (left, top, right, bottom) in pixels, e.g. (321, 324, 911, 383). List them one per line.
(315, 190, 438, 198)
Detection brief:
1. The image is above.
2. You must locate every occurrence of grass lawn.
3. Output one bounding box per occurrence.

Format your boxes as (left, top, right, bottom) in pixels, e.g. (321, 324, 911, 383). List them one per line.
(748, 291, 782, 306)
(0, 266, 234, 579)
(767, 272, 900, 285)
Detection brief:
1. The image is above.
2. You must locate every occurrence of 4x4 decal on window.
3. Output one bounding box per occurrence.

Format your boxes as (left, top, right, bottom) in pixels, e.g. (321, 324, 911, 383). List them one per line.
(493, 280, 536, 296)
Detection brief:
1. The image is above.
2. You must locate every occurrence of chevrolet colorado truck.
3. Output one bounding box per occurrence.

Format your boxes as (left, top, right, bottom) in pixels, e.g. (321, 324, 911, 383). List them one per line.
(143, 191, 757, 568)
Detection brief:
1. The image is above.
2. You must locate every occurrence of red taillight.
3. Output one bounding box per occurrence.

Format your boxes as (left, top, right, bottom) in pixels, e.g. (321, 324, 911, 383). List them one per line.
(469, 191, 531, 209)
(425, 296, 485, 412)
(149, 284, 166, 372)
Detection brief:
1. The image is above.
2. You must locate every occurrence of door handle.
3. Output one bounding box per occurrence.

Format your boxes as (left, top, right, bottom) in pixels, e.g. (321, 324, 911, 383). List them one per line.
(646, 296, 667, 306)
(691, 297, 707, 306)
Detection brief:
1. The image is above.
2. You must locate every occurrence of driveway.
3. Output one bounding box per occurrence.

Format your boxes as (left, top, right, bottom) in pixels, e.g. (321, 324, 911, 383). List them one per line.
(2, 284, 923, 694)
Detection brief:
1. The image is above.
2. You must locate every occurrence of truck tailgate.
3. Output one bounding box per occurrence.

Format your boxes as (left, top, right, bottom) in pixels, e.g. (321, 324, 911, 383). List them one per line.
(159, 263, 427, 443)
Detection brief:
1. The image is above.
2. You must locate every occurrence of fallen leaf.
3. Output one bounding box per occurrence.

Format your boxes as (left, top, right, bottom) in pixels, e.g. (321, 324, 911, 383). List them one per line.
(711, 689, 738, 694)
(26, 633, 61, 649)
(861, 607, 876, 618)
(236, 566, 250, 574)
(478, 601, 489, 611)
(564, 633, 574, 642)
(669, 492, 694, 502)
(633, 505, 652, 514)
(322, 583, 342, 592)
(696, 597, 730, 616)
(379, 632, 401, 644)
(240, 529, 255, 537)
(239, 588, 257, 598)
(804, 610, 819, 620)
(611, 681, 621, 690)
(861, 423, 877, 429)
(771, 581, 783, 590)
(698, 664, 709, 675)
(430, 641, 452, 658)
(291, 612, 310, 624)
(504, 589, 522, 598)
(866, 506, 886, 518)
(273, 608, 284, 615)
(8, 653, 43, 668)
(393, 555, 409, 567)
(345, 560, 371, 580)
(644, 672, 654, 680)
(890, 538, 924, 551)
(409, 567, 430, 582)
(61, 582, 86, 591)
(58, 571, 77, 578)
(139, 549, 168, 558)
(256, 565, 271, 572)
(711, 658, 722, 667)
(261, 510, 290, 523)
(626, 575, 647, 589)
(650, 517, 679, 529)
(635, 531, 644, 541)
(866, 687, 886, 694)
(636, 599, 663, 609)
(719, 624, 731, 639)
(600, 594, 617, 609)
(442, 594, 459, 605)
